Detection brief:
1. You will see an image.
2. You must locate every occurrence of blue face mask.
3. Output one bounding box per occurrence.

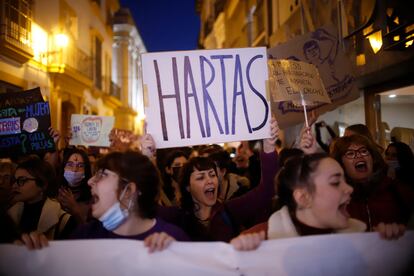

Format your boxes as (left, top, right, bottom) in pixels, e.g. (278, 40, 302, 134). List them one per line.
(64, 170, 85, 187)
(98, 185, 133, 231)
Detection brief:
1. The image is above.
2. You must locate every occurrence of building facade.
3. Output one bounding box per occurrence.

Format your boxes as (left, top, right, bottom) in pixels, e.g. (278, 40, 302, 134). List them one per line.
(0, 0, 146, 148)
(197, 0, 414, 147)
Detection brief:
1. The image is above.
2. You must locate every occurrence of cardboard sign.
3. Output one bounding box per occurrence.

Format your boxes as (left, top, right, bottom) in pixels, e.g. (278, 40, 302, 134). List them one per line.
(269, 59, 331, 104)
(0, 87, 55, 158)
(0, 232, 413, 276)
(69, 115, 114, 147)
(142, 47, 270, 148)
(268, 26, 359, 129)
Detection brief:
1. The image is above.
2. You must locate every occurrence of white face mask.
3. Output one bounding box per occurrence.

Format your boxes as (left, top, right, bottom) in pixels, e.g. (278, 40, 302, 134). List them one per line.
(64, 170, 85, 187)
(98, 184, 134, 231)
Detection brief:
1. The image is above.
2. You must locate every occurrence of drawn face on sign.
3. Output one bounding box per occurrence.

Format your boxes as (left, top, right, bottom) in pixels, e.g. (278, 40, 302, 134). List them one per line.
(81, 117, 102, 143)
(303, 41, 321, 64)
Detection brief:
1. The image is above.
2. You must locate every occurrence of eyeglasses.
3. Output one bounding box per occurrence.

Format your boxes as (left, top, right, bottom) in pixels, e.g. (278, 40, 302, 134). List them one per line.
(11, 176, 37, 187)
(65, 162, 85, 169)
(92, 169, 130, 184)
(344, 147, 370, 159)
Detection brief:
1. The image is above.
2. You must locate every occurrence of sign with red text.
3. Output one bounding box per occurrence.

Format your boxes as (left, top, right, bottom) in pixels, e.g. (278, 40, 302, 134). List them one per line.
(142, 47, 270, 148)
(269, 59, 331, 104)
(69, 115, 114, 147)
(0, 87, 55, 158)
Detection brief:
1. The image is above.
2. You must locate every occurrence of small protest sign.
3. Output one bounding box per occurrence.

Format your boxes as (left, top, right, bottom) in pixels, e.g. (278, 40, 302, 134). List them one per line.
(69, 115, 114, 147)
(269, 59, 331, 104)
(268, 26, 359, 129)
(0, 87, 55, 158)
(142, 47, 270, 148)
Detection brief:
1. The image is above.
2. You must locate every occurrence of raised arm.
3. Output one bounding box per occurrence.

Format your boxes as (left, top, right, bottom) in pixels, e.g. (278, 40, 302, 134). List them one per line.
(225, 116, 280, 227)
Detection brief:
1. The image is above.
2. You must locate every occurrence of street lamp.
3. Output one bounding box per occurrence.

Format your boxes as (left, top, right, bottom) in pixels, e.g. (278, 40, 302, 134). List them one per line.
(54, 33, 69, 48)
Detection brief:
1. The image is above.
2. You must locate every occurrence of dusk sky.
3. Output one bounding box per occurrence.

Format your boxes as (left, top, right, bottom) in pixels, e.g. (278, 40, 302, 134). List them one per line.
(120, 0, 201, 52)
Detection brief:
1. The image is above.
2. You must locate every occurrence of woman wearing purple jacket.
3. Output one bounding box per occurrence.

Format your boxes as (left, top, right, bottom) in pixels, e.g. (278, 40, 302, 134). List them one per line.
(153, 117, 280, 241)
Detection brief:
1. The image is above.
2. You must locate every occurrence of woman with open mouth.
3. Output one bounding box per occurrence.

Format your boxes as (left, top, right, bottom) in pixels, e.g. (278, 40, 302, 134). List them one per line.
(231, 153, 367, 250)
(18, 151, 189, 252)
(331, 135, 413, 233)
(155, 117, 280, 242)
(300, 129, 412, 238)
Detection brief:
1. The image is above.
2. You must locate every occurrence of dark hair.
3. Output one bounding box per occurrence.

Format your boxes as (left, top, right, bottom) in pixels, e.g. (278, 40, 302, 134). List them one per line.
(179, 156, 217, 213)
(276, 153, 329, 212)
(385, 142, 414, 184)
(16, 155, 57, 198)
(345, 124, 373, 141)
(95, 151, 161, 218)
(198, 144, 223, 156)
(278, 148, 304, 168)
(208, 150, 231, 170)
(162, 149, 188, 201)
(330, 134, 386, 183)
(59, 147, 92, 201)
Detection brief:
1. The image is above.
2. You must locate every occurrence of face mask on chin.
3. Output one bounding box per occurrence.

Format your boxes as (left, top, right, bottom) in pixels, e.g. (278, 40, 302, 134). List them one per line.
(98, 184, 134, 231)
(64, 170, 85, 187)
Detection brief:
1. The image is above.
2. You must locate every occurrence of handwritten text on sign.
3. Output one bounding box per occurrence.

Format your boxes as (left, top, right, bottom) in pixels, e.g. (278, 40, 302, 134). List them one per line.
(0, 88, 55, 158)
(142, 47, 270, 148)
(269, 59, 331, 104)
(69, 115, 115, 147)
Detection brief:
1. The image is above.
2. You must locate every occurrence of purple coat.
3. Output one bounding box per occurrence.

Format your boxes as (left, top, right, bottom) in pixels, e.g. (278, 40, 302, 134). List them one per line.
(70, 217, 190, 241)
(158, 151, 279, 242)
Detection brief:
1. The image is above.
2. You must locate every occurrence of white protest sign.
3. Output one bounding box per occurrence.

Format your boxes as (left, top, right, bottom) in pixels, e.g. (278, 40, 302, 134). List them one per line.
(269, 59, 331, 104)
(268, 26, 359, 129)
(69, 114, 114, 147)
(1, 232, 413, 276)
(142, 47, 270, 148)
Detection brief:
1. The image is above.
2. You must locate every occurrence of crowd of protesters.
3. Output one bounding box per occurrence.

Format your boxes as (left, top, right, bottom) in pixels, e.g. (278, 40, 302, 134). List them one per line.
(0, 115, 413, 256)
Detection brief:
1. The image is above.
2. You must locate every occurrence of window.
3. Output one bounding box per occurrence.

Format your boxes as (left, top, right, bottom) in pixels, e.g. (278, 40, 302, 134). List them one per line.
(1, 0, 32, 48)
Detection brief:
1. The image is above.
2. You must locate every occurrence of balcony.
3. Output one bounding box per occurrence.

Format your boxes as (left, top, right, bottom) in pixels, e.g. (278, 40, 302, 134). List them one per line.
(47, 45, 93, 81)
(0, 0, 34, 64)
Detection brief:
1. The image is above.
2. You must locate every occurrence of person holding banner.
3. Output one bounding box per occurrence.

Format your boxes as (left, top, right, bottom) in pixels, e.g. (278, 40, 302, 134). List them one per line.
(70, 151, 190, 250)
(18, 151, 189, 252)
(299, 130, 411, 236)
(155, 117, 280, 242)
(230, 152, 406, 251)
(330, 135, 413, 234)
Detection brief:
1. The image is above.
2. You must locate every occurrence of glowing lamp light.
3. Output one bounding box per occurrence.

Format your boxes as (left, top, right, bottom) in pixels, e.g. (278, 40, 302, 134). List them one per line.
(388, 94, 396, 98)
(55, 33, 69, 48)
(137, 113, 146, 120)
(367, 30, 382, 54)
(356, 54, 366, 66)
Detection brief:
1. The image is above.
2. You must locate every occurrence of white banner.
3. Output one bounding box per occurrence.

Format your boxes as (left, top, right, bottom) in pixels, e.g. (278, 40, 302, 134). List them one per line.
(69, 114, 115, 147)
(141, 47, 270, 148)
(1, 232, 413, 276)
